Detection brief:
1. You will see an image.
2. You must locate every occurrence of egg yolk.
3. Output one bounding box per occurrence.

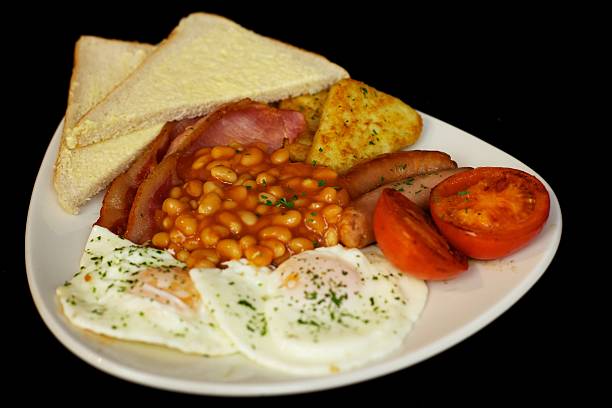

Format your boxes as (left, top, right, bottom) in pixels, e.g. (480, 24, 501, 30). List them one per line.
(130, 267, 199, 311)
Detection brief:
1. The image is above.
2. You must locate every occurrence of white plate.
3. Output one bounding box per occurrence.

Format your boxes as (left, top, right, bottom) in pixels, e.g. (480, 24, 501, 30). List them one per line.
(26, 113, 562, 396)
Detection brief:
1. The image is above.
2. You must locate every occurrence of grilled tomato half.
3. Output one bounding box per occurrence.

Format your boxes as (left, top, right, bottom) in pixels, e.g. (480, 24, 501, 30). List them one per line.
(429, 167, 550, 260)
(373, 189, 468, 280)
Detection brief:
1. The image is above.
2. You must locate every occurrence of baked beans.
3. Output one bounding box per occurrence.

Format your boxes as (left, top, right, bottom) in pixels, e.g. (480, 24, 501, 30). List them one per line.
(152, 145, 349, 267)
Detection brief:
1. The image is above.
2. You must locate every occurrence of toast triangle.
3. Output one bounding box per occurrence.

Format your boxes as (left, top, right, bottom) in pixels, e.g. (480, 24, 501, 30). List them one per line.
(54, 36, 161, 214)
(67, 13, 349, 148)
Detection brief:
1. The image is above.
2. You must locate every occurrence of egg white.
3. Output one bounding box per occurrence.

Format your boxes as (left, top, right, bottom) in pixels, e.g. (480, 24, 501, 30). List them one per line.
(190, 245, 427, 375)
(56, 226, 235, 356)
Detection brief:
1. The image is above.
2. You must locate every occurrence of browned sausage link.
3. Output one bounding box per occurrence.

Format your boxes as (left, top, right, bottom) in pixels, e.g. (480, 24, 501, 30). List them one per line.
(339, 168, 470, 248)
(339, 151, 457, 199)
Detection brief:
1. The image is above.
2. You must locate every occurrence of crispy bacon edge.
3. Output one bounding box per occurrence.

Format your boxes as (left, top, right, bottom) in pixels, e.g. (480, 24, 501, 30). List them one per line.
(96, 118, 199, 235)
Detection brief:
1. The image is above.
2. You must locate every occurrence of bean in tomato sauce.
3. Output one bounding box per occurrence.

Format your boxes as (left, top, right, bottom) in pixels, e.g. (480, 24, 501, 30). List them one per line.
(151, 145, 350, 268)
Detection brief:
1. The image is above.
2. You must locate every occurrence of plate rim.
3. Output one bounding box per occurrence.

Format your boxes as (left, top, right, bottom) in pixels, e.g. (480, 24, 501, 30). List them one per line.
(25, 113, 563, 396)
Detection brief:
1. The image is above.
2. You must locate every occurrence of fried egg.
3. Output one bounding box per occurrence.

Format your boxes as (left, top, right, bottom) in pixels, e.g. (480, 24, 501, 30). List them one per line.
(56, 226, 235, 356)
(190, 245, 427, 375)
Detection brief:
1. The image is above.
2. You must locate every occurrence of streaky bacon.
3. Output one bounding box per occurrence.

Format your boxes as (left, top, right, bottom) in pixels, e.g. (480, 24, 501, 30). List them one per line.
(198, 103, 304, 152)
(96, 118, 199, 235)
(122, 99, 305, 244)
(124, 154, 182, 244)
(166, 99, 305, 157)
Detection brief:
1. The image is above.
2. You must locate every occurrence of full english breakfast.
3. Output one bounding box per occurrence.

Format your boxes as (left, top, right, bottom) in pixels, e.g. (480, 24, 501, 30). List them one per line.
(53, 13, 550, 375)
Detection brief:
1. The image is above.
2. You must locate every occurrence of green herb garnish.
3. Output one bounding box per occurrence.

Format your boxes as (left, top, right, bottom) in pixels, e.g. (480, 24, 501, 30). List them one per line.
(238, 299, 256, 310)
(275, 197, 295, 209)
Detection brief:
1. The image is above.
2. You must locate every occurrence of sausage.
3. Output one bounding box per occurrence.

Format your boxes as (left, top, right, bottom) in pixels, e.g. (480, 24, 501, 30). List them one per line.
(338, 168, 470, 248)
(339, 151, 458, 199)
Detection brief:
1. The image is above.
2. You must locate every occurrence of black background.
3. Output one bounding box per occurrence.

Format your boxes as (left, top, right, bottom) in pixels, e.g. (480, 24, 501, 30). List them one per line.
(10, 1, 585, 404)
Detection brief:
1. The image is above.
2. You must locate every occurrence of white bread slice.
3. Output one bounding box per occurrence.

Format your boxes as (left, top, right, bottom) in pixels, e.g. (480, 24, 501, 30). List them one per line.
(55, 125, 163, 214)
(54, 37, 160, 214)
(67, 13, 349, 149)
(64, 36, 154, 131)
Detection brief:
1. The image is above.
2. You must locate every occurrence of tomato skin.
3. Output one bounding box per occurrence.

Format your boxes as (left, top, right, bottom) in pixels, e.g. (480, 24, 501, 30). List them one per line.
(373, 189, 468, 280)
(429, 167, 550, 260)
